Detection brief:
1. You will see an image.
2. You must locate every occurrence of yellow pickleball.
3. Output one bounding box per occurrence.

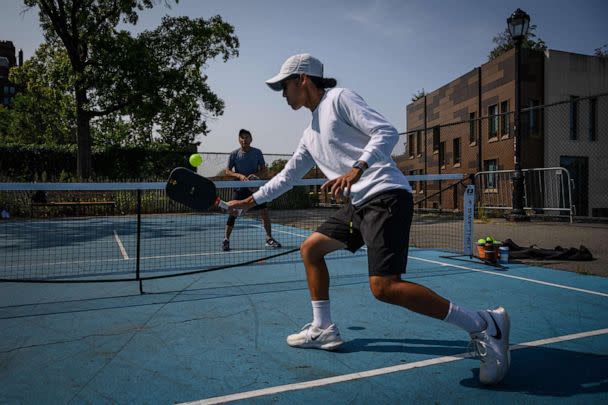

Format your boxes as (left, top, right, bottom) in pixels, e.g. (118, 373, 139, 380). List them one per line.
(189, 154, 203, 167)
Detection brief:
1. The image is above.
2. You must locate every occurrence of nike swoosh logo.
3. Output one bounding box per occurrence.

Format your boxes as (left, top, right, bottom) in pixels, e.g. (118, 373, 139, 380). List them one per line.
(488, 313, 502, 339)
(310, 333, 322, 341)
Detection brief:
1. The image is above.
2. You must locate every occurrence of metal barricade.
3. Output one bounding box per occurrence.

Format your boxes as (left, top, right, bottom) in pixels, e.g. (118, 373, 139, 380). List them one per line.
(474, 167, 574, 222)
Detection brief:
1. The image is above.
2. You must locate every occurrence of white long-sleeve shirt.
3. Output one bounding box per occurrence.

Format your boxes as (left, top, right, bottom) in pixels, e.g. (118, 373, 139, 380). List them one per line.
(253, 88, 411, 206)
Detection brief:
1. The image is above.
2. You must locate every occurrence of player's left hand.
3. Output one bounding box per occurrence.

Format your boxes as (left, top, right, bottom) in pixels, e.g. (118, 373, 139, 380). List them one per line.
(321, 167, 363, 201)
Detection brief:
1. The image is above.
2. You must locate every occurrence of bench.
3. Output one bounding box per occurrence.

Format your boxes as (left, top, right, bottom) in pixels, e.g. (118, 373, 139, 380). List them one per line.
(30, 190, 117, 216)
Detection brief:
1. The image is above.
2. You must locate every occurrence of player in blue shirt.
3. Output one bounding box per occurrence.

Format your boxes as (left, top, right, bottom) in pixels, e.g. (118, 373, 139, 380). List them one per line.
(223, 129, 281, 251)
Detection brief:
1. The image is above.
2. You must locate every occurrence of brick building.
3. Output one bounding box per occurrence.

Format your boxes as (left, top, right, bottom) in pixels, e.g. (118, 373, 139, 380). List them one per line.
(402, 48, 608, 216)
(403, 47, 544, 176)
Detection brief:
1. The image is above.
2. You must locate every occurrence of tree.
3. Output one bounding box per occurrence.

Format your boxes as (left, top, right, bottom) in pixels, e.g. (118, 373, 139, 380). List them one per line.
(594, 44, 608, 57)
(24, 0, 239, 178)
(488, 25, 547, 61)
(411, 89, 425, 103)
(2, 42, 76, 145)
(268, 159, 288, 176)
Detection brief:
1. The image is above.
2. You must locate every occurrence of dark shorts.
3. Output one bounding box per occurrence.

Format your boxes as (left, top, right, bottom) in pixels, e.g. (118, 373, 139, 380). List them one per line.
(316, 189, 413, 276)
(232, 188, 267, 212)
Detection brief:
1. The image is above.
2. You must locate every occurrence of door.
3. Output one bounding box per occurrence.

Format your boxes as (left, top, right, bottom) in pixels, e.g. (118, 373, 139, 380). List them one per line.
(560, 156, 589, 216)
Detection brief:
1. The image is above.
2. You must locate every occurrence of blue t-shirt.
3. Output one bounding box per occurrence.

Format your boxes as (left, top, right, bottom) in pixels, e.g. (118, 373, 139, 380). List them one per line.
(227, 147, 266, 176)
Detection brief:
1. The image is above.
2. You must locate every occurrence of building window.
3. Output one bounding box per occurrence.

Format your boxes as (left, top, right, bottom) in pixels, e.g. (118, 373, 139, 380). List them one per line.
(453, 138, 461, 165)
(500, 100, 510, 136)
(570, 96, 579, 140)
(589, 97, 597, 141)
(529, 99, 540, 133)
(409, 170, 418, 192)
(439, 141, 446, 167)
(469, 112, 477, 144)
(416, 131, 422, 156)
(433, 126, 440, 152)
(488, 104, 498, 139)
(408, 133, 415, 158)
(484, 159, 497, 189)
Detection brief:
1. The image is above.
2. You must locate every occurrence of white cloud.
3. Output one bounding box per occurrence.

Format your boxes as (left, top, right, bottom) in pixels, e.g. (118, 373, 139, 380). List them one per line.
(343, 0, 415, 37)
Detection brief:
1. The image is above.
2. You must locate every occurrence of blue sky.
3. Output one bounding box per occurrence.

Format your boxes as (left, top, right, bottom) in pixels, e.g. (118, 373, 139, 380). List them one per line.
(1, 0, 607, 156)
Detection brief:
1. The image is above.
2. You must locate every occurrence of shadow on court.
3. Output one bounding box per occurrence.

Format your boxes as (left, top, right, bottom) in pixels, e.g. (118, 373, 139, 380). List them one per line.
(338, 336, 470, 355)
(461, 346, 608, 396)
(0, 265, 480, 321)
(2, 249, 608, 404)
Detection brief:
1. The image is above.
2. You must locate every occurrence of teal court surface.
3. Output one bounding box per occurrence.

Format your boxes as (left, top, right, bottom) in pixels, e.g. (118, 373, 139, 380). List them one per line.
(1, 221, 607, 404)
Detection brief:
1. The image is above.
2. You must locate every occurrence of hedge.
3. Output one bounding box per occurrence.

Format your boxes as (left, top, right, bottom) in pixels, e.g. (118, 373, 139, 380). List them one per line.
(0, 144, 196, 181)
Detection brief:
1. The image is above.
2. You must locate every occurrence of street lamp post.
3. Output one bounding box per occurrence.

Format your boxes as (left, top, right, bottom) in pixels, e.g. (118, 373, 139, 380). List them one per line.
(507, 8, 530, 222)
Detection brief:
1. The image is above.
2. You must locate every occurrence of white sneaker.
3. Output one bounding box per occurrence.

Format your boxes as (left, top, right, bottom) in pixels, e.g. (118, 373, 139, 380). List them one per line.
(286, 323, 343, 350)
(470, 307, 511, 385)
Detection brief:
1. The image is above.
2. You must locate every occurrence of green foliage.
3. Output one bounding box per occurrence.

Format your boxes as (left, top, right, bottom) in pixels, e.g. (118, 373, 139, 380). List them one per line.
(0, 43, 76, 144)
(594, 44, 608, 57)
(0, 143, 193, 181)
(488, 25, 547, 61)
(476, 203, 489, 223)
(20, 0, 239, 177)
(411, 89, 425, 103)
(86, 14, 239, 145)
(268, 159, 288, 175)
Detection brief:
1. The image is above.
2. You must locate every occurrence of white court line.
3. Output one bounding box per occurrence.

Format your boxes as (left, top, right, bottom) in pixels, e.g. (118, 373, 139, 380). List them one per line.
(3, 256, 129, 269)
(253, 227, 606, 297)
(252, 224, 310, 239)
(113, 230, 129, 260)
(178, 327, 608, 405)
(3, 249, 271, 270)
(409, 256, 608, 298)
(141, 249, 269, 260)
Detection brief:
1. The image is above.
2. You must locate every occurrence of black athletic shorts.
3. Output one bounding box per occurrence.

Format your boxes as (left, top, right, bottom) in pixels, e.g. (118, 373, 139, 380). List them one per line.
(316, 189, 413, 276)
(232, 188, 267, 211)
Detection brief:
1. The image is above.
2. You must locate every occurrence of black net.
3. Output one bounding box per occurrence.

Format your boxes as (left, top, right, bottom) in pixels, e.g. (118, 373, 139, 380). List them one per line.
(0, 176, 469, 282)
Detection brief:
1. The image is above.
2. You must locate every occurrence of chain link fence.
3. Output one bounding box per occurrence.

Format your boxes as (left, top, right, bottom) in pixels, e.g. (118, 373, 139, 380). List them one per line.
(196, 152, 293, 178)
(539, 93, 608, 218)
(397, 92, 608, 220)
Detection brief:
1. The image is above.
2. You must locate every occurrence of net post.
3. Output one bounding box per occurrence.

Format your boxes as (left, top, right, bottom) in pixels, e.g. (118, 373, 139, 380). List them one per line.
(463, 184, 475, 257)
(136, 188, 143, 294)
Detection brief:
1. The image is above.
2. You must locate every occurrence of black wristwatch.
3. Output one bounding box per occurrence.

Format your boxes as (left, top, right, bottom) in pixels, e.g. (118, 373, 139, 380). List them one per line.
(352, 160, 368, 172)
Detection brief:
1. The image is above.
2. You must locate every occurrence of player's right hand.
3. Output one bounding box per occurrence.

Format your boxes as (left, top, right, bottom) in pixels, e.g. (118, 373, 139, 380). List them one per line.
(227, 196, 256, 215)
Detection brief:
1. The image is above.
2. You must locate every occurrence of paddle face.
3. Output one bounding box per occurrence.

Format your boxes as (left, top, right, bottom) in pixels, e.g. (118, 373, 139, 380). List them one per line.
(166, 167, 218, 211)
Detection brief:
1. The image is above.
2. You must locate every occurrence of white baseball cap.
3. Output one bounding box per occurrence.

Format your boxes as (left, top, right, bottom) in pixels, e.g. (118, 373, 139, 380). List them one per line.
(265, 53, 324, 91)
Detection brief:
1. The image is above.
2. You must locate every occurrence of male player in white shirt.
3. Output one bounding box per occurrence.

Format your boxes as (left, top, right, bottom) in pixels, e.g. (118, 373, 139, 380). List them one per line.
(228, 54, 511, 385)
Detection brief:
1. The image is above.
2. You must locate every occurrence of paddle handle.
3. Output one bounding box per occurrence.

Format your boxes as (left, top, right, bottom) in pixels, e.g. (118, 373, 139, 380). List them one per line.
(216, 198, 242, 216)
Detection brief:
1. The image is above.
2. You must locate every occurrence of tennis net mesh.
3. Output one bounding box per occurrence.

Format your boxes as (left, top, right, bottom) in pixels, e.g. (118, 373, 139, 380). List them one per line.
(0, 175, 471, 282)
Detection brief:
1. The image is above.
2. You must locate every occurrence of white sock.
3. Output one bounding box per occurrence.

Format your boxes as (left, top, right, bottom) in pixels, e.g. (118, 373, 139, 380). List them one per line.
(311, 300, 331, 329)
(444, 302, 487, 334)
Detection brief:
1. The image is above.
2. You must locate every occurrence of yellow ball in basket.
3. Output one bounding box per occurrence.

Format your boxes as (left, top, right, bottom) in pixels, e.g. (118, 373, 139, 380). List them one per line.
(189, 154, 203, 167)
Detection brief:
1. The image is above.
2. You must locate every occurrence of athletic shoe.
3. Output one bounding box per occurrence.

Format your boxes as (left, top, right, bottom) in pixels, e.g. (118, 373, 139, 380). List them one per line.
(470, 306, 511, 385)
(286, 323, 343, 350)
(221, 238, 230, 252)
(266, 237, 282, 248)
